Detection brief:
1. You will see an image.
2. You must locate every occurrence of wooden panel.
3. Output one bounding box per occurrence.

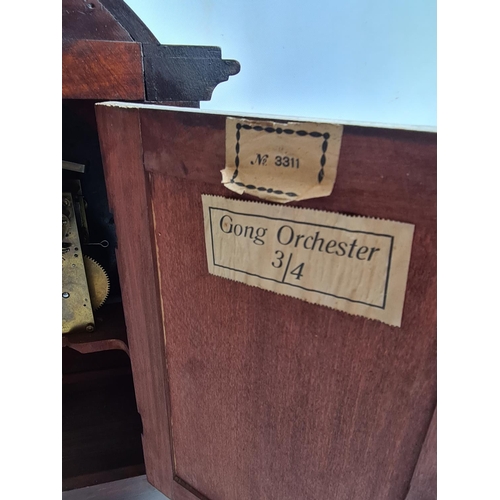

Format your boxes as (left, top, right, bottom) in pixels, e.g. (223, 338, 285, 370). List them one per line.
(143, 107, 436, 500)
(62, 0, 133, 42)
(141, 109, 225, 182)
(100, 0, 160, 44)
(63, 40, 144, 100)
(150, 177, 436, 500)
(139, 108, 435, 224)
(95, 105, 173, 497)
(96, 103, 436, 500)
(406, 408, 437, 500)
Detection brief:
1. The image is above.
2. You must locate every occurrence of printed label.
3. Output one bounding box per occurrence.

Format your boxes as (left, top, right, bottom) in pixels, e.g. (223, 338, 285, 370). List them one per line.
(202, 195, 415, 326)
(222, 118, 343, 203)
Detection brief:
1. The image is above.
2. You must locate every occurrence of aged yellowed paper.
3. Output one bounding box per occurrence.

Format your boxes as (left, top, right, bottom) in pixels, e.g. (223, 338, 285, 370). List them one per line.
(222, 117, 343, 203)
(202, 195, 415, 327)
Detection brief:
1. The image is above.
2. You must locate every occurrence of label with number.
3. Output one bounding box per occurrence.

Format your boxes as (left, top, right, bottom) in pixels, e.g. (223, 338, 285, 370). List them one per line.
(202, 195, 415, 327)
(222, 117, 343, 204)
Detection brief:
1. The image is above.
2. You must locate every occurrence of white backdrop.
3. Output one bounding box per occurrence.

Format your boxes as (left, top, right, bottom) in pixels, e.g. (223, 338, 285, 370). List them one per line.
(125, 0, 436, 129)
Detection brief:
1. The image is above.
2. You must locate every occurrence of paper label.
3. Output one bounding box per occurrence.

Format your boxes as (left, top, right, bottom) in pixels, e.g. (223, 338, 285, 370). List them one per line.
(202, 195, 415, 327)
(222, 118, 343, 203)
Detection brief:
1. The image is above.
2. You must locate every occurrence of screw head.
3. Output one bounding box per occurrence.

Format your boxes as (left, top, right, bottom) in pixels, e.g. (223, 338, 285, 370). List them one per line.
(62, 292, 70, 298)
(86, 324, 95, 332)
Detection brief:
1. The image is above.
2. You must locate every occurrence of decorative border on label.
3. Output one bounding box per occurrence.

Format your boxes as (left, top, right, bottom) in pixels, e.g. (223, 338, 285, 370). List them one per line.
(231, 122, 331, 197)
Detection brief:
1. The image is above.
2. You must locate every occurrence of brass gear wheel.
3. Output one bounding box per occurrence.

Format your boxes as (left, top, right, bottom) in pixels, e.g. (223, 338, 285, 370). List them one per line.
(83, 255, 110, 310)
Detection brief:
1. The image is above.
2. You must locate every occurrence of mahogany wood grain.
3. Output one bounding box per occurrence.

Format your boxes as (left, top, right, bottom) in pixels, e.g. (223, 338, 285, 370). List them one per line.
(63, 40, 144, 100)
(63, 0, 133, 42)
(96, 102, 436, 500)
(150, 176, 435, 500)
(139, 107, 436, 224)
(95, 105, 173, 498)
(406, 408, 437, 500)
(100, 0, 160, 44)
(140, 109, 225, 183)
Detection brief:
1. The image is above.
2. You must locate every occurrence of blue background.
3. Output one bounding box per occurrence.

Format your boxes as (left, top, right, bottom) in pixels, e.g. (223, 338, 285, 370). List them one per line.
(126, 0, 436, 129)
